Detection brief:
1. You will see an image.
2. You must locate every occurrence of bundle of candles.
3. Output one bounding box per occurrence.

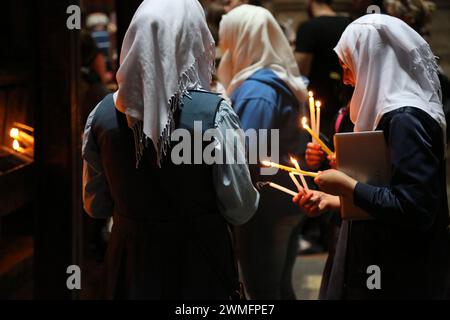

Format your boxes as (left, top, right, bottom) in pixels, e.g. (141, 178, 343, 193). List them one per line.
(9, 122, 34, 158)
(260, 158, 316, 196)
(305, 91, 333, 156)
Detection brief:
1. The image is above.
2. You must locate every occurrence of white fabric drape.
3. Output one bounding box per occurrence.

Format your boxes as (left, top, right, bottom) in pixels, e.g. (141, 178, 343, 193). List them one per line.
(334, 14, 445, 135)
(114, 0, 215, 166)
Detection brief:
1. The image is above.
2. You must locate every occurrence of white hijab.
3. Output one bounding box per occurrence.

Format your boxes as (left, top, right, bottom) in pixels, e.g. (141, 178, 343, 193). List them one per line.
(334, 14, 445, 135)
(114, 0, 215, 166)
(217, 5, 307, 103)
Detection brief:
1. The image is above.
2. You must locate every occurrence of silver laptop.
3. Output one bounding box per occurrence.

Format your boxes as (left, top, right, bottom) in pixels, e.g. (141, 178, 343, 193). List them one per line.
(334, 131, 391, 220)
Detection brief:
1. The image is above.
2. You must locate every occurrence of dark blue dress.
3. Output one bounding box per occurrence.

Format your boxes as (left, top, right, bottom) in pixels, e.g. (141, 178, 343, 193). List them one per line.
(322, 107, 450, 299)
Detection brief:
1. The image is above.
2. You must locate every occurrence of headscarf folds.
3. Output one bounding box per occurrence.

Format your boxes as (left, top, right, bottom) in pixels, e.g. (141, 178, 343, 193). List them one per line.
(334, 14, 445, 135)
(115, 0, 215, 166)
(217, 5, 307, 103)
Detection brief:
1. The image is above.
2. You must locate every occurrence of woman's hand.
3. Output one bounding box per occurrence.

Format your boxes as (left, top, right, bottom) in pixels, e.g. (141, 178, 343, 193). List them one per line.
(314, 169, 357, 197)
(293, 189, 340, 217)
(305, 142, 326, 170)
(327, 153, 337, 169)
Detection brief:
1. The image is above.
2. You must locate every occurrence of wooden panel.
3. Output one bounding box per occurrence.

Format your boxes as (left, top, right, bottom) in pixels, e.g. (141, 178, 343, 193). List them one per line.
(0, 91, 6, 146)
(33, 0, 82, 300)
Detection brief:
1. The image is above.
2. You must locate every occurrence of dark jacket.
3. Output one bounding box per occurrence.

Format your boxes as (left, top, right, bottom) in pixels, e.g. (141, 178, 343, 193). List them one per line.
(323, 107, 450, 299)
(90, 91, 239, 299)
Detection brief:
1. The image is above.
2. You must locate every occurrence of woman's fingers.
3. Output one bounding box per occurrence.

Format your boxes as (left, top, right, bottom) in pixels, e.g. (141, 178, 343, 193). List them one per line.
(307, 142, 322, 150)
(292, 188, 307, 204)
(299, 192, 314, 207)
(306, 154, 323, 161)
(306, 149, 324, 157)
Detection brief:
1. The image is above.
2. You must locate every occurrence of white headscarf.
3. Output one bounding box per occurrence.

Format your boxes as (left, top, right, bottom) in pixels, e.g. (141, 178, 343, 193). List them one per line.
(334, 14, 445, 135)
(114, 0, 215, 166)
(217, 5, 307, 103)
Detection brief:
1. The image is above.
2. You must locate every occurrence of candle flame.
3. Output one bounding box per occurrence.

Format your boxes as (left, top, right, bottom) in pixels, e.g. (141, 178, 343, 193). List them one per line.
(302, 117, 307, 127)
(308, 91, 313, 97)
(261, 160, 272, 167)
(10, 128, 19, 139)
(12, 139, 20, 151)
(315, 101, 321, 108)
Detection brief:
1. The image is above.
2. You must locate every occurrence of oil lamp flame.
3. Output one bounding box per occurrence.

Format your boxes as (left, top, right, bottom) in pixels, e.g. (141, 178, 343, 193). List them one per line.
(10, 128, 19, 139)
(12, 139, 20, 151)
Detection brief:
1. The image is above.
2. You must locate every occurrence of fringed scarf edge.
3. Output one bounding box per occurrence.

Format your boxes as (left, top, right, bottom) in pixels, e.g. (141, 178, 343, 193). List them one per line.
(131, 42, 216, 168)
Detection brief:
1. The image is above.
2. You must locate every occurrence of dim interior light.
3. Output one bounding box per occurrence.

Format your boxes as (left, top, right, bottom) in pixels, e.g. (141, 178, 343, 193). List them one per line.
(10, 128, 19, 139)
(12, 139, 20, 151)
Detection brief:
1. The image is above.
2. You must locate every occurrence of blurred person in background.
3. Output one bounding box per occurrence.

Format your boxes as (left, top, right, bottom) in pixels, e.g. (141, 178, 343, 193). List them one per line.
(86, 12, 114, 77)
(218, 5, 308, 299)
(295, 0, 351, 139)
(384, 0, 435, 37)
(351, 0, 385, 18)
(294, 0, 352, 255)
(382, 0, 450, 141)
(223, 0, 263, 13)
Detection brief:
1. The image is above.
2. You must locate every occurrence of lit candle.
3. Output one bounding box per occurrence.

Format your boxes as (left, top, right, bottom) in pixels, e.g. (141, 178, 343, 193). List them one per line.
(12, 139, 24, 153)
(289, 172, 303, 192)
(10, 128, 34, 146)
(308, 91, 316, 142)
(269, 182, 298, 197)
(10, 128, 19, 139)
(315, 100, 321, 138)
(290, 157, 309, 191)
(261, 160, 318, 178)
(302, 117, 333, 156)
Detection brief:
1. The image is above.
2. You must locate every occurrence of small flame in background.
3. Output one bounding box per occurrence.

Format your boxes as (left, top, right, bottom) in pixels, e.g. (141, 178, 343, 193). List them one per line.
(10, 128, 19, 139)
(10, 128, 22, 152)
(9, 126, 34, 156)
(302, 117, 307, 127)
(12, 139, 20, 151)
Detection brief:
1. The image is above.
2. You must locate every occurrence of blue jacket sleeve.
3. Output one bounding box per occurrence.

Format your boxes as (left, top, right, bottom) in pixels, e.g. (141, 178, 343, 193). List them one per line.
(353, 112, 441, 230)
(234, 97, 277, 131)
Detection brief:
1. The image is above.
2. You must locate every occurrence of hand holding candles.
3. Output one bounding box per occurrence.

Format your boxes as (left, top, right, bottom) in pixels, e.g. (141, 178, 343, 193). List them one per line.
(301, 117, 333, 156)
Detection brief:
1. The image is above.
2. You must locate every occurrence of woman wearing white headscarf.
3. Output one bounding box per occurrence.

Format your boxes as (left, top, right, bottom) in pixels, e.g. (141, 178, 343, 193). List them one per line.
(218, 5, 308, 299)
(295, 14, 449, 299)
(82, 0, 259, 299)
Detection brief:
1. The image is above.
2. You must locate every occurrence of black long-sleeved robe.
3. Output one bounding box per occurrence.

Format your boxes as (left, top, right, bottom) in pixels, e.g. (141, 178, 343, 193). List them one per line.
(322, 107, 450, 299)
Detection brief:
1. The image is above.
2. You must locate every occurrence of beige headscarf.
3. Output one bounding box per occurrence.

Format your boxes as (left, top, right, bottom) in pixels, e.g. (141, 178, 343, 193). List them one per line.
(217, 5, 307, 103)
(115, 0, 215, 166)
